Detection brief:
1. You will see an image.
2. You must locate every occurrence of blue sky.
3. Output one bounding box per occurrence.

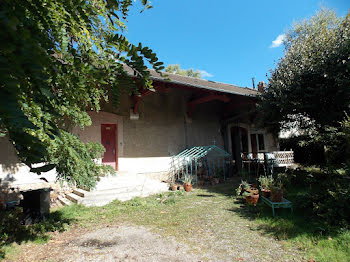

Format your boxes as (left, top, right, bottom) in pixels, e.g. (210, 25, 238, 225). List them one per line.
(125, 0, 349, 88)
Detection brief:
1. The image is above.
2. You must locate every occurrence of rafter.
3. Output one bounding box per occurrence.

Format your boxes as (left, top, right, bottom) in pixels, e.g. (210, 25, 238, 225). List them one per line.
(187, 94, 230, 117)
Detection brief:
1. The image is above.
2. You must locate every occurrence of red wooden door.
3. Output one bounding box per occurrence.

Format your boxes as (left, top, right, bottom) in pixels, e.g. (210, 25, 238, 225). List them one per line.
(101, 124, 117, 170)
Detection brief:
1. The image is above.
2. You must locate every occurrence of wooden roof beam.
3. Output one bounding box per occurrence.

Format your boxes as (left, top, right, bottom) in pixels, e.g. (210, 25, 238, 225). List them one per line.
(187, 94, 230, 117)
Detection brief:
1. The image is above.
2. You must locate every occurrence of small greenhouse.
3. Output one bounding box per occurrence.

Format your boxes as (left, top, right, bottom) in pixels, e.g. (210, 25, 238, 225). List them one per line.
(170, 145, 231, 185)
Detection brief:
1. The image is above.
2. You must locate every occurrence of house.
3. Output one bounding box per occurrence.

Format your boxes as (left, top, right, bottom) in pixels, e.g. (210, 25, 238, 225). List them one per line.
(0, 67, 279, 205)
(72, 67, 279, 178)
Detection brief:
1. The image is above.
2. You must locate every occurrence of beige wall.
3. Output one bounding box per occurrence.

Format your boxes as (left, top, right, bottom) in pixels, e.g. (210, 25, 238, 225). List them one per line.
(72, 88, 226, 174)
(0, 87, 278, 180)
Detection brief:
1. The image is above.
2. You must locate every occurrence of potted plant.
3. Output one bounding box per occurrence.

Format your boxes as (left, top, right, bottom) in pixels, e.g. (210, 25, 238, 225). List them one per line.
(270, 182, 284, 202)
(243, 191, 259, 206)
(236, 180, 250, 196)
(258, 175, 274, 198)
(184, 175, 192, 192)
(170, 184, 178, 191)
(169, 176, 177, 191)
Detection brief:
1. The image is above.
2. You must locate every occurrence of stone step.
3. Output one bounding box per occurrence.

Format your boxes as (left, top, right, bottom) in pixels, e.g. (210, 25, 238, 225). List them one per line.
(66, 193, 82, 204)
(86, 183, 168, 199)
(57, 195, 71, 206)
(81, 186, 169, 206)
(88, 185, 144, 196)
(82, 191, 144, 206)
(73, 188, 88, 197)
(55, 199, 63, 208)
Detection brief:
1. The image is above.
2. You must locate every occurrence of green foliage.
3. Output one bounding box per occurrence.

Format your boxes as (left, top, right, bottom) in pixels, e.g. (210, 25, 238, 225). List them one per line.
(48, 131, 115, 189)
(0, 207, 73, 258)
(0, 0, 163, 187)
(280, 135, 326, 165)
(279, 167, 350, 228)
(184, 174, 192, 184)
(260, 9, 350, 165)
(258, 175, 274, 190)
(306, 171, 350, 228)
(235, 180, 250, 195)
(165, 64, 202, 78)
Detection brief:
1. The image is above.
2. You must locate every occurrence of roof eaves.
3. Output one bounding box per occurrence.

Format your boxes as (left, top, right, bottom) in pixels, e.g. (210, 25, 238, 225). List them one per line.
(150, 76, 257, 98)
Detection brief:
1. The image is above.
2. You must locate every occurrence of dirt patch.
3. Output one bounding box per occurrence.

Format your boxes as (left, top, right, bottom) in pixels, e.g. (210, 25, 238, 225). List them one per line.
(7, 225, 201, 262)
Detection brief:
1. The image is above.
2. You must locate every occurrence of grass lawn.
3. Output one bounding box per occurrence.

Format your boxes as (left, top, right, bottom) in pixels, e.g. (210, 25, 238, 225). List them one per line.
(1, 180, 349, 261)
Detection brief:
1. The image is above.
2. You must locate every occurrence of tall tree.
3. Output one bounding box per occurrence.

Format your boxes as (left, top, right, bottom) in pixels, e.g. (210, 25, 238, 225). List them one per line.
(165, 64, 202, 78)
(259, 9, 350, 163)
(0, 0, 164, 188)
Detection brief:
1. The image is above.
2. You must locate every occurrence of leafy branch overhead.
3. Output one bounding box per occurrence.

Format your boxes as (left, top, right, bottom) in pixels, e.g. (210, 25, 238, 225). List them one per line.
(0, 0, 163, 188)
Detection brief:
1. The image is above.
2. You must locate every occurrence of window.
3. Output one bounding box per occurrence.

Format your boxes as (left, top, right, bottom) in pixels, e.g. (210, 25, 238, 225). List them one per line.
(258, 134, 265, 151)
(250, 133, 265, 152)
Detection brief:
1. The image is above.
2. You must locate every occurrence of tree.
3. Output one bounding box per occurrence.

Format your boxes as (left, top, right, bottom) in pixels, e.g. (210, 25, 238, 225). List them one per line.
(260, 9, 350, 164)
(0, 0, 164, 188)
(165, 64, 202, 78)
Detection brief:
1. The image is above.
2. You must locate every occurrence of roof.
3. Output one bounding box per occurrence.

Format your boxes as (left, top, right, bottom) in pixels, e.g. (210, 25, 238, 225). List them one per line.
(172, 145, 231, 159)
(123, 65, 258, 97)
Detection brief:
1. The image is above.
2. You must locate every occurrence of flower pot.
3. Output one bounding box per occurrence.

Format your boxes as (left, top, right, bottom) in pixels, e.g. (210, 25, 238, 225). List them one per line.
(271, 189, 283, 202)
(246, 187, 259, 195)
(184, 183, 192, 192)
(245, 194, 259, 206)
(170, 184, 178, 191)
(261, 189, 271, 198)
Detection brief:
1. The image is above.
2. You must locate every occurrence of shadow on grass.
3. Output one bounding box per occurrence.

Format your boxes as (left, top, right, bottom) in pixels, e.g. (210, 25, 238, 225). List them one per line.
(196, 194, 215, 197)
(200, 178, 240, 198)
(0, 207, 75, 258)
(229, 193, 344, 242)
(202, 177, 345, 242)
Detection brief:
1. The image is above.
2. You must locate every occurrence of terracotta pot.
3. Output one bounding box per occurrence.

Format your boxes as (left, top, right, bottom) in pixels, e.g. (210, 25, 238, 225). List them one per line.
(184, 183, 192, 192)
(271, 189, 283, 202)
(170, 184, 178, 191)
(246, 188, 259, 195)
(261, 189, 271, 198)
(245, 194, 259, 206)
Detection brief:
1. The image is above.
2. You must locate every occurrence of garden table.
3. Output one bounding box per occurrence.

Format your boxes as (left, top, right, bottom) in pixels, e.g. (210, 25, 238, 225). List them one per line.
(261, 195, 293, 216)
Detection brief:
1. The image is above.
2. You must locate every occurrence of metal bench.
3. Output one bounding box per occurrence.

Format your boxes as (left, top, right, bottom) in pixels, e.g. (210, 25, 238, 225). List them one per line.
(261, 195, 293, 216)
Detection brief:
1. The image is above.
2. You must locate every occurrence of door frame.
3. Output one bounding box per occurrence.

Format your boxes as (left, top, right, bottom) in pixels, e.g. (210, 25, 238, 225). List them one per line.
(101, 123, 118, 170)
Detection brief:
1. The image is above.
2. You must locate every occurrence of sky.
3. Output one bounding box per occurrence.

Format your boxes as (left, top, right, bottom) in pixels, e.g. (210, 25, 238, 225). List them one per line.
(125, 0, 349, 88)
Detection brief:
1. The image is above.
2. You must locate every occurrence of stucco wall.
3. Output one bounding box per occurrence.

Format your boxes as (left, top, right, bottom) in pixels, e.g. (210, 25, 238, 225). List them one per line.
(117, 89, 225, 173)
(0, 87, 276, 181)
(73, 111, 124, 157)
(67, 88, 226, 175)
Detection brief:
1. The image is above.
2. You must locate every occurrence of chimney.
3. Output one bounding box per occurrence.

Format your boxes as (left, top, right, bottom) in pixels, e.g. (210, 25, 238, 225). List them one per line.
(257, 81, 266, 92)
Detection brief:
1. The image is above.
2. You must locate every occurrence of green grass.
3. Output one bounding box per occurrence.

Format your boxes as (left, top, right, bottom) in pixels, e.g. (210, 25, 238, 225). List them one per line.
(2, 182, 350, 261)
(247, 184, 350, 262)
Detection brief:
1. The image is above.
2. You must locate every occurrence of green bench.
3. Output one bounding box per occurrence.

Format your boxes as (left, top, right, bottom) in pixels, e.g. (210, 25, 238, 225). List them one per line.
(261, 195, 293, 216)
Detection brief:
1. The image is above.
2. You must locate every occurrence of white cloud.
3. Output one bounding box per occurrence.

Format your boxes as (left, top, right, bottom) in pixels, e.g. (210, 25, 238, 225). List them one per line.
(198, 70, 213, 78)
(270, 34, 286, 48)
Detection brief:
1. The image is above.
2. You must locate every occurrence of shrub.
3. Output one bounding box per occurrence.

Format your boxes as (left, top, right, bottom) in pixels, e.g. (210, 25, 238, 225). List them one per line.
(286, 167, 350, 228)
